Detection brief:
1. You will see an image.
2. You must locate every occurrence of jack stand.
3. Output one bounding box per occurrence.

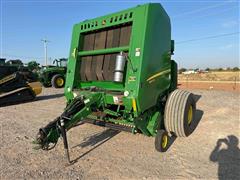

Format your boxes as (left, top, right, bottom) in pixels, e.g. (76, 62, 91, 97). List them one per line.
(60, 119, 70, 163)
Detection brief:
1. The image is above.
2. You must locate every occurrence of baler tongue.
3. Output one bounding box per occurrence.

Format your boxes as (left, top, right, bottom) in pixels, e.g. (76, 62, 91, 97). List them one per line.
(34, 93, 102, 163)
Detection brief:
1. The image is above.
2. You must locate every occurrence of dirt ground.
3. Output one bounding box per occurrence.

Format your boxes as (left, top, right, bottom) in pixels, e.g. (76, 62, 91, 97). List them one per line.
(178, 81, 240, 92)
(178, 71, 240, 92)
(178, 71, 240, 81)
(0, 88, 240, 179)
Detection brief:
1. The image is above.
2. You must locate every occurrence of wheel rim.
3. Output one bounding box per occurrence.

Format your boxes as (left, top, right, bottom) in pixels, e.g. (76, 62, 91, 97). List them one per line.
(162, 134, 168, 149)
(187, 105, 193, 125)
(56, 77, 64, 86)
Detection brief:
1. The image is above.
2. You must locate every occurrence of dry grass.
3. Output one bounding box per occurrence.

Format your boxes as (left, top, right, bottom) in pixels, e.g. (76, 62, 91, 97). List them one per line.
(179, 71, 240, 82)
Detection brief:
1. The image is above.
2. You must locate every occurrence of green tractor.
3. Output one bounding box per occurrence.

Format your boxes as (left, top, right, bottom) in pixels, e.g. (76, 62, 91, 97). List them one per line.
(39, 58, 67, 88)
(35, 3, 199, 163)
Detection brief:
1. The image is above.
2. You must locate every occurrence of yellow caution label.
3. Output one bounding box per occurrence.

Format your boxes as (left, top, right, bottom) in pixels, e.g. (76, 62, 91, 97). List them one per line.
(132, 98, 137, 112)
(72, 48, 77, 59)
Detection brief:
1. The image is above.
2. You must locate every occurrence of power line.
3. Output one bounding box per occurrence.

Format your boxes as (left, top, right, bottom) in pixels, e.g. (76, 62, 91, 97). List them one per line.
(176, 32, 239, 44)
(175, 6, 238, 22)
(173, 1, 236, 18)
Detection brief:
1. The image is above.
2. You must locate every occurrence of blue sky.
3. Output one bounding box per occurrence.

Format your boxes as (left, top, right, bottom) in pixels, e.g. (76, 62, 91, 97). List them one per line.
(1, 0, 239, 68)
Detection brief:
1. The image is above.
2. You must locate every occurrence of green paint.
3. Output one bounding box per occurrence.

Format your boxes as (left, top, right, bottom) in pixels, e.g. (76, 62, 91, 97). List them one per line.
(41, 3, 177, 144)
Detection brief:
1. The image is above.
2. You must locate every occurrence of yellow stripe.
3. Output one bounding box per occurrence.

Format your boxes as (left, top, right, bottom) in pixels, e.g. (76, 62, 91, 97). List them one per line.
(147, 69, 171, 82)
(132, 98, 137, 112)
(0, 74, 16, 85)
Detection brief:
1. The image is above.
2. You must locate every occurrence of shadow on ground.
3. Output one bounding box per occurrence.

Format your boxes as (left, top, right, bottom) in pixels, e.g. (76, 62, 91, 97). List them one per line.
(193, 94, 201, 102)
(190, 109, 204, 134)
(210, 135, 240, 180)
(190, 94, 204, 134)
(167, 109, 203, 150)
(36, 93, 64, 101)
(71, 129, 120, 163)
(69, 94, 203, 164)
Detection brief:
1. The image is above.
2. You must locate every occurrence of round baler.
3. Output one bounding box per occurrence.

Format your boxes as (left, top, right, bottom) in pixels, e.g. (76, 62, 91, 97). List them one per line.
(35, 3, 198, 162)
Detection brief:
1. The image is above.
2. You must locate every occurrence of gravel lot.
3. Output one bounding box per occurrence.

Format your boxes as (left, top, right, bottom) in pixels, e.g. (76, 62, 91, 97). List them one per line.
(0, 88, 239, 179)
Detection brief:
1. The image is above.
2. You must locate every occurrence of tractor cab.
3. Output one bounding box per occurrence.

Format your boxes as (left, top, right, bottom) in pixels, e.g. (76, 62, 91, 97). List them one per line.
(53, 58, 68, 67)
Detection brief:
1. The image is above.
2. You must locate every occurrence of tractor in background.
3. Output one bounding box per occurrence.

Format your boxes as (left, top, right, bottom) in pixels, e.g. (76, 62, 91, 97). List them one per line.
(38, 58, 67, 88)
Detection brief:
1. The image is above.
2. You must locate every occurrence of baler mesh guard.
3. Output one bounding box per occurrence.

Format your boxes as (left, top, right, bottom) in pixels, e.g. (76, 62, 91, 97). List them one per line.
(80, 24, 132, 82)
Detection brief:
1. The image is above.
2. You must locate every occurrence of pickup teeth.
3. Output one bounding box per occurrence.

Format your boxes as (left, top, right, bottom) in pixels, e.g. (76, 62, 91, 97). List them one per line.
(117, 122, 134, 128)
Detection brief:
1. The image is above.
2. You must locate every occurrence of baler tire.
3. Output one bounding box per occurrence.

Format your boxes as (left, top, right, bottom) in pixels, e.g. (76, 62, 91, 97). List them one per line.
(164, 89, 196, 137)
(155, 130, 170, 152)
(51, 74, 65, 88)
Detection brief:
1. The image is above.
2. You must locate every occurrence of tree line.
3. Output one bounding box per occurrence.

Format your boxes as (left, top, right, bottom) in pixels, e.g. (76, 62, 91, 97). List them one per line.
(179, 67, 239, 74)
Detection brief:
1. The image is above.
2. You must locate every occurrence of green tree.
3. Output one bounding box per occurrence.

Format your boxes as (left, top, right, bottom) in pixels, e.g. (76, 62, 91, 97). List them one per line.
(28, 61, 40, 71)
(232, 67, 239, 71)
(179, 68, 187, 74)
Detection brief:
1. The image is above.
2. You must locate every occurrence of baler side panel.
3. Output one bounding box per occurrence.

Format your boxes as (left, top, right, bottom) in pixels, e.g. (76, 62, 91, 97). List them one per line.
(123, 5, 148, 114)
(138, 4, 171, 112)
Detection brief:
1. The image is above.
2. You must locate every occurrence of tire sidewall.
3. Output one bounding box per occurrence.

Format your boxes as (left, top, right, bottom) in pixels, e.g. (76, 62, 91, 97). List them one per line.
(51, 75, 65, 88)
(155, 130, 169, 152)
(183, 94, 196, 136)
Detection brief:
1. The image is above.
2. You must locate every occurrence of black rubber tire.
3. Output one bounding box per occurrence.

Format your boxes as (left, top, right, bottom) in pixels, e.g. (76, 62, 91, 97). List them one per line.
(42, 83, 51, 88)
(51, 74, 65, 88)
(155, 130, 170, 152)
(164, 89, 196, 137)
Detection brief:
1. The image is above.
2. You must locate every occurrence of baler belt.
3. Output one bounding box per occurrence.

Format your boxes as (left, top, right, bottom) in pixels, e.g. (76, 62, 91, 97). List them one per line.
(80, 24, 132, 82)
(120, 25, 132, 46)
(108, 54, 117, 81)
(95, 31, 107, 81)
(84, 34, 95, 81)
(108, 29, 120, 81)
(81, 34, 92, 81)
(80, 57, 87, 81)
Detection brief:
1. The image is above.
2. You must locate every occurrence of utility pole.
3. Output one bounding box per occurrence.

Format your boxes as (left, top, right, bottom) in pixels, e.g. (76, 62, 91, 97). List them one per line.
(41, 38, 50, 66)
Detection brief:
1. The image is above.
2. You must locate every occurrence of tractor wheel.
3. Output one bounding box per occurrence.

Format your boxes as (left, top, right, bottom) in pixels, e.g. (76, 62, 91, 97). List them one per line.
(164, 89, 196, 137)
(155, 130, 170, 152)
(42, 83, 51, 88)
(51, 74, 65, 88)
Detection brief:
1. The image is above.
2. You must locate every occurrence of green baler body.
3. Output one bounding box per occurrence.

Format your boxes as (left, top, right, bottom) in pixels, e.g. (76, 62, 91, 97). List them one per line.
(64, 3, 177, 136)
